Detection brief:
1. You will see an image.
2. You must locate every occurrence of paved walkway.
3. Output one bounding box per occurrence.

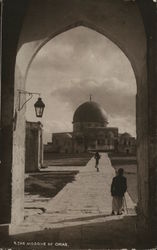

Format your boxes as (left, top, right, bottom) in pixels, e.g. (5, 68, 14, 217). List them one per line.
(7, 154, 140, 248)
(15, 154, 135, 232)
(45, 154, 134, 223)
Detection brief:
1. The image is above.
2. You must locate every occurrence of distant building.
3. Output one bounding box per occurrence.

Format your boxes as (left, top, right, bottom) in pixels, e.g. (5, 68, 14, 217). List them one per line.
(25, 121, 43, 172)
(118, 132, 136, 155)
(45, 133, 73, 154)
(44, 100, 136, 155)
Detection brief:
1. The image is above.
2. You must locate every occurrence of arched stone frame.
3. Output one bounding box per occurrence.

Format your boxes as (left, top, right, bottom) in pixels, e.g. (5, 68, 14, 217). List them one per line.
(1, 0, 157, 238)
(22, 20, 141, 84)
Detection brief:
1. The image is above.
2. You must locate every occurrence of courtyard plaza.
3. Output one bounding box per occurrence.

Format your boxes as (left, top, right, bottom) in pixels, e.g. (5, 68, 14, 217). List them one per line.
(7, 153, 140, 248)
(23, 153, 135, 227)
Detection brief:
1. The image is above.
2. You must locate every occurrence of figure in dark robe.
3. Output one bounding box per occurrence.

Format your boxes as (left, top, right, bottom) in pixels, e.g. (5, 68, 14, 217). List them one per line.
(94, 152, 101, 172)
(111, 168, 127, 215)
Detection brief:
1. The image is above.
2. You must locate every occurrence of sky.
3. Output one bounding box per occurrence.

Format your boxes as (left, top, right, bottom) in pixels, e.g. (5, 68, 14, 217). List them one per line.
(26, 26, 136, 143)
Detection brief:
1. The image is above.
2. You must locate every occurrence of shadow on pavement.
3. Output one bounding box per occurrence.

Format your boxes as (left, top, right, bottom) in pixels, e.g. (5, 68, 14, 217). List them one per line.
(25, 171, 78, 198)
(53, 213, 118, 223)
(1, 215, 156, 249)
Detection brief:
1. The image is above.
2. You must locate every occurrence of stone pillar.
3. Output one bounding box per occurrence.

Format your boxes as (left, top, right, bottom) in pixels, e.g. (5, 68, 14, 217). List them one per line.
(147, 6, 157, 237)
(0, 0, 29, 224)
(137, 0, 157, 239)
(25, 121, 43, 173)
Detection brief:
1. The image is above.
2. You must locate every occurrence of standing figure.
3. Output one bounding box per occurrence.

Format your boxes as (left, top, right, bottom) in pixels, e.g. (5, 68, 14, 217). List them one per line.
(94, 152, 101, 172)
(111, 168, 127, 215)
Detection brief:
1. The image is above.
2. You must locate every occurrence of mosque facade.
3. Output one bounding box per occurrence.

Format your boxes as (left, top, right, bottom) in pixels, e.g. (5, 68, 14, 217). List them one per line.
(44, 100, 136, 155)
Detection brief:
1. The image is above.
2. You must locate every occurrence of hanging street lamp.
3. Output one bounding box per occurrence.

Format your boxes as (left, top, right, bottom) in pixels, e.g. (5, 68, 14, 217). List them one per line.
(17, 89, 45, 118)
(34, 97, 45, 118)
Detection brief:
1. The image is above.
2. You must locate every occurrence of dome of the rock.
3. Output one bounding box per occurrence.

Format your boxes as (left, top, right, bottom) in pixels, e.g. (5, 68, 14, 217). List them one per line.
(73, 101, 108, 124)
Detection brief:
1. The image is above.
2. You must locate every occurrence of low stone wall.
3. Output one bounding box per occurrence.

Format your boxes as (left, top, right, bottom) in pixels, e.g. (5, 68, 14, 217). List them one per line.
(44, 152, 93, 159)
(109, 156, 137, 165)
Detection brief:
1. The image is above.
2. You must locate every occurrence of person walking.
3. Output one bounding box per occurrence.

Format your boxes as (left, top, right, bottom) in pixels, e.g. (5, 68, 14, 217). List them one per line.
(94, 152, 101, 172)
(111, 168, 127, 215)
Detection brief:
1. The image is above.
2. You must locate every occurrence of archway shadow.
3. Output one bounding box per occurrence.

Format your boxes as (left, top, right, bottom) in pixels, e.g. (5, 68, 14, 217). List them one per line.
(1, 215, 156, 249)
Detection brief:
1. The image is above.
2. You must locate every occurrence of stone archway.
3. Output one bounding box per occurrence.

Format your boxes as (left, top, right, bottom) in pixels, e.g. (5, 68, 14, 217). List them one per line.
(1, 0, 157, 239)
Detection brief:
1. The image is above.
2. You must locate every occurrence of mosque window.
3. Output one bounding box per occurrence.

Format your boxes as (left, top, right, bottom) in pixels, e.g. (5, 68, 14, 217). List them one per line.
(102, 139, 105, 145)
(126, 149, 130, 154)
(77, 137, 83, 144)
(107, 140, 110, 145)
(124, 140, 127, 146)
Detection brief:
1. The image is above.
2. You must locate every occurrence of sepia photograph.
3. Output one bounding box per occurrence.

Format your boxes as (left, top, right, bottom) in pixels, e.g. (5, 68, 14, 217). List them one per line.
(0, 0, 157, 249)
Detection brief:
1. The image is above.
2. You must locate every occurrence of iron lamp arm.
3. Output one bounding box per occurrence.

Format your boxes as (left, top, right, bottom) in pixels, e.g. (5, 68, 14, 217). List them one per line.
(17, 89, 41, 111)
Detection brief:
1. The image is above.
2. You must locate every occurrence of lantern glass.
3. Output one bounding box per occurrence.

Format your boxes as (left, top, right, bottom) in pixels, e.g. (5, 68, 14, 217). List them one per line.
(34, 97, 45, 118)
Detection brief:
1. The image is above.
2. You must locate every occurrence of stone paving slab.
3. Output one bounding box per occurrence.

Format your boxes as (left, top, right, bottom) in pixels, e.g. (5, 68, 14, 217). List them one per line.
(8, 155, 139, 248)
(20, 153, 135, 234)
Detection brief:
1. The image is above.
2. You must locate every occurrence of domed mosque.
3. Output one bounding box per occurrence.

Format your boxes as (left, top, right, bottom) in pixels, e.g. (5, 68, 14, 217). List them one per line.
(72, 99, 117, 153)
(45, 97, 136, 155)
(73, 100, 108, 128)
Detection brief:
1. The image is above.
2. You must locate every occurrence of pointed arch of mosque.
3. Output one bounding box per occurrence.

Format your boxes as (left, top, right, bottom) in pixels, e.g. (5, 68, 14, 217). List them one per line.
(21, 21, 140, 85)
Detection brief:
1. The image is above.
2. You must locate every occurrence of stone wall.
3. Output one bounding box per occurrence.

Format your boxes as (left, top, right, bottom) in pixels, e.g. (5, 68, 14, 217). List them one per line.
(0, 0, 29, 224)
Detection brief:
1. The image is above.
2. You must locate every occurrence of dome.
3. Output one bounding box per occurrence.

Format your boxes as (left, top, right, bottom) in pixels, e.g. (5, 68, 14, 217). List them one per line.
(121, 132, 131, 138)
(73, 101, 108, 123)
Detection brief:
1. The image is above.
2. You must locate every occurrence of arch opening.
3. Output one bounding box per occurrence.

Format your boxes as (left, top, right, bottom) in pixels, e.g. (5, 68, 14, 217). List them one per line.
(23, 26, 138, 228)
(18, 21, 141, 86)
